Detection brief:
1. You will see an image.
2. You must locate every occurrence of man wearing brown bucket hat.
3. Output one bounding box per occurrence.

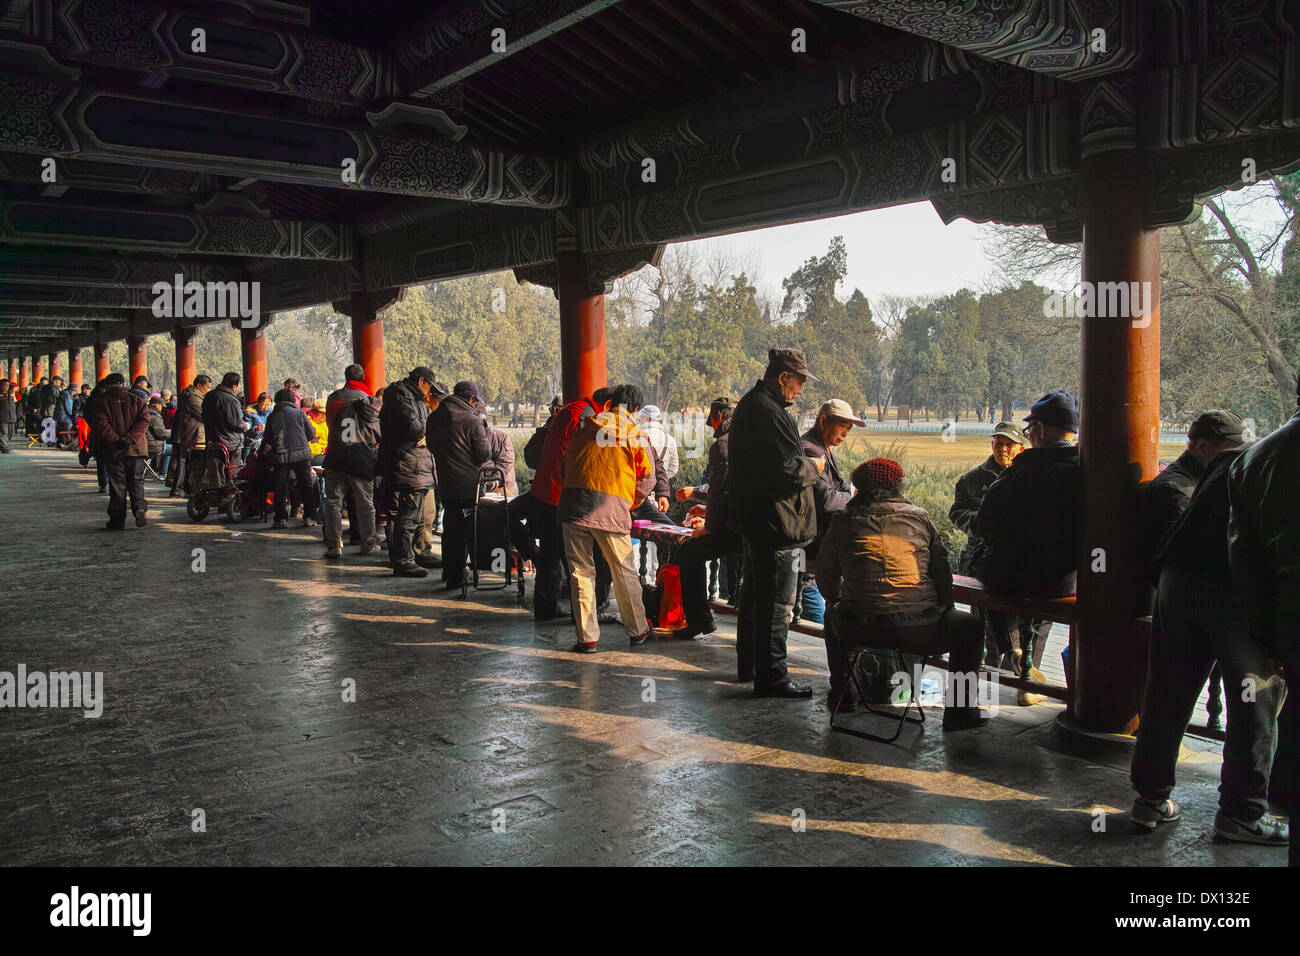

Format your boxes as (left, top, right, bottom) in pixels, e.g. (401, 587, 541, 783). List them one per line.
(727, 348, 824, 698)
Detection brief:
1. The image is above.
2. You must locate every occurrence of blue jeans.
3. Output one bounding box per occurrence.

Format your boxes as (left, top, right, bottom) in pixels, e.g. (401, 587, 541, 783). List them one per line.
(737, 543, 800, 687)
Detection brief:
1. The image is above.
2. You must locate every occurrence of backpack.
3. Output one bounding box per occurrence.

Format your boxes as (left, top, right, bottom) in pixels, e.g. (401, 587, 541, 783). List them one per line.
(333, 397, 378, 480)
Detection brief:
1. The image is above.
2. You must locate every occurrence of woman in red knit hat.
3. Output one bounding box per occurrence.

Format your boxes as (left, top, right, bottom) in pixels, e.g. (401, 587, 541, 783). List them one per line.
(815, 458, 988, 731)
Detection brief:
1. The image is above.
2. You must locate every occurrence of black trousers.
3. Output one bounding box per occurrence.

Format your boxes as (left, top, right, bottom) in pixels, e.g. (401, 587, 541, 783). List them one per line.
(96, 455, 107, 491)
(273, 461, 315, 522)
(676, 526, 743, 632)
(736, 542, 800, 687)
(1131, 566, 1285, 823)
(441, 498, 475, 587)
(530, 497, 567, 618)
(105, 455, 146, 524)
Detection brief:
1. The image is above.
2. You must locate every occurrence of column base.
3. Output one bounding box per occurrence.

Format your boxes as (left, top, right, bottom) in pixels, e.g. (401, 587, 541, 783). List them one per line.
(1053, 710, 1137, 759)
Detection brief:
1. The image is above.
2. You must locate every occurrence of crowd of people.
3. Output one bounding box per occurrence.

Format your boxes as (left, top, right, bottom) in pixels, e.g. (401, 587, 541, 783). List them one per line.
(2, 344, 1295, 857)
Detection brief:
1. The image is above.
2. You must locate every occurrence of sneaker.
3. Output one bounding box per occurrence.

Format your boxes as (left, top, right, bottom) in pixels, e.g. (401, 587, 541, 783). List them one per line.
(414, 552, 443, 569)
(572, 641, 598, 654)
(942, 706, 989, 731)
(392, 565, 428, 578)
(134, 510, 147, 528)
(1131, 796, 1181, 830)
(324, 546, 343, 558)
(1213, 810, 1289, 845)
(302, 516, 316, 528)
(272, 519, 287, 529)
(629, 629, 653, 646)
(359, 543, 377, 556)
(291, 506, 302, 518)
(105, 520, 124, 531)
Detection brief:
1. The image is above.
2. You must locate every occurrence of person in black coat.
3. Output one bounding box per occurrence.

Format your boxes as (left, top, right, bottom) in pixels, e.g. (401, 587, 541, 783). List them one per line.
(262, 388, 317, 528)
(950, 421, 1030, 671)
(427, 380, 492, 589)
(378, 367, 438, 576)
(202, 372, 247, 465)
(794, 398, 862, 625)
(726, 348, 825, 698)
(974, 392, 1081, 691)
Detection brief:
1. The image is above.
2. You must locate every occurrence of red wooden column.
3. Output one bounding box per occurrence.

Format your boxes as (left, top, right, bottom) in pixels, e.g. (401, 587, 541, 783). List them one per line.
(1071, 151, 1162, 735)
(172, 326, 198, 391)
(67, 348, 83, 386)
(32, 355, 44, 382)
(127, 335, 148, 383)
(48, 351, 62, 381)
(94, 341, 110, 381)
(557, 251, 607, 403)
(350, 291, 387, 389)
(19, 357, 29, 387)
(7, 357, 17, 383)
(240, 318, 269, 402)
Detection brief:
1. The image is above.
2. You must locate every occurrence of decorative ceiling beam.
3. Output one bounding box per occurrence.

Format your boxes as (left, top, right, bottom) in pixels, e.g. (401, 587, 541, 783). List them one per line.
(0, 283, 159, 307)
(397, 0, 621, 97)
(0, 45, 571, 207)
(0, 305, 128, 321)
(43, 0, 397, 105)
(806, 0, 1138, 80)
(0, 249, 246, 287)
(0, 196, 354, 260)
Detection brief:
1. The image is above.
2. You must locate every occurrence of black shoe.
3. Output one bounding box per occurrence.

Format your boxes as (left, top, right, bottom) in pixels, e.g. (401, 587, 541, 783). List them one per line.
(534, 607, 568, 622)
(414, 553, 443, 569)
(393, 565, 428, 578)
(754, 679, 812, 699)
(105, 520, 124, 531)
(134, 511, 147, 528)
(98, 487, 107, 494)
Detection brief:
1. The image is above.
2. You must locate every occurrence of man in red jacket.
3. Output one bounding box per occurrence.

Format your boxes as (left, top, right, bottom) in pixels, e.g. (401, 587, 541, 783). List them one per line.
(88, 373, 152, 530)
(526, 386, 611, 620)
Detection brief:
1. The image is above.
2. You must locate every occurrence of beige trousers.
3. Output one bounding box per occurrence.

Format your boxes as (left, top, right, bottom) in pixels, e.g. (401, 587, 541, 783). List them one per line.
(562, 523, 648, 645)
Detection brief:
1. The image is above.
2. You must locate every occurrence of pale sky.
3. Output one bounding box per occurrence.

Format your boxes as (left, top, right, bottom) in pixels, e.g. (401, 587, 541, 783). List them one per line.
(677, 184, 1291, 306)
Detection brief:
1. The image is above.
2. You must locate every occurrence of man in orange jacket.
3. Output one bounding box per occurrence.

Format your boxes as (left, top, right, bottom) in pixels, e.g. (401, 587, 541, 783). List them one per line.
(558, 383, 655, 652)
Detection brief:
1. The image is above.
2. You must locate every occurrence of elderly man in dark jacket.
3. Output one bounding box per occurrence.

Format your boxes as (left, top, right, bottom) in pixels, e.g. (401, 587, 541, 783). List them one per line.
(728, 348, 825, 698)
(379, 366, 438, 577)
(202, 372, 246, 465)
(169, 375, 211, 496)
(88, 373, 151, 530)
(1228, 397, 1300, 863)
(263, 388, 317, 528)
(322, 364, 382, 558)
(1129, 434, 1288, 845)
(427, 380, 492, 589)
(795, 398, 862, 625)
(674, 397, 740, 640)
(817, 458, 987, 730)
(974, 391, 1081, 692)
(950, 421, 1030, 672)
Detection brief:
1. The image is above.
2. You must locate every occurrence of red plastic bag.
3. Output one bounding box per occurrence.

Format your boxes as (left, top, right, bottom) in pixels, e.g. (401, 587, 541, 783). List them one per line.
(655, 563, 685, 629)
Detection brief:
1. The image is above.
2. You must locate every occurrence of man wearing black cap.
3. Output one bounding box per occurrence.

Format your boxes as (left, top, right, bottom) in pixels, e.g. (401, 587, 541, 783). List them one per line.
(1131, 424, 1288, 845)
(427, 379, 492, 589)
(1142, 410, 1246, 573)
(950, 421, 1034, 675)
(379, 366, 439, 577)
(674, 396, 741, 640)
(974, 391, 1081, 691)
(728, 348, 825, 698)
(1228, 386, 1300, 862)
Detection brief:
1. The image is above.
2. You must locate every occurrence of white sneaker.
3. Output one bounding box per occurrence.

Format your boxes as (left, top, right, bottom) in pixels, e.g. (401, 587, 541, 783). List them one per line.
(1132, 796, 1181, 830)
(1213, 810, 1289, 845)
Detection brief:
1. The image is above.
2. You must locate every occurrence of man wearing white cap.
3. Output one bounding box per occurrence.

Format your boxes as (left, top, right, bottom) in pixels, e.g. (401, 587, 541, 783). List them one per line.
(797, 399, 867, 626)
(636, 405, 679, 481)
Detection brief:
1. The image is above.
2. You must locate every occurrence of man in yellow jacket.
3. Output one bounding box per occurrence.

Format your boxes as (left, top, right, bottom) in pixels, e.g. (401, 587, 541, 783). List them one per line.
(559, 383, 655, 652)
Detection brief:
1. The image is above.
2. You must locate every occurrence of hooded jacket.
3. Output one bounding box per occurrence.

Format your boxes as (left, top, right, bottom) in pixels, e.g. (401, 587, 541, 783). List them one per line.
(89, 384, 150, 458)
(263, 400, 317, 465)
(815, 494, 951, 624)
(378, 377, 433, 490)
(949, 455, 1007, 574)
(323, 392, 382, 480)
(426, 394, 491, 500)
(201, 385, 244, 457)
(726, 379, 819, 549)
(172, 385, 206, 450)
(529, 396, 600, 505)
(1229, 409, 1300, 651)
(558, 406, 655, 533)
(974, 442, 1081, 598)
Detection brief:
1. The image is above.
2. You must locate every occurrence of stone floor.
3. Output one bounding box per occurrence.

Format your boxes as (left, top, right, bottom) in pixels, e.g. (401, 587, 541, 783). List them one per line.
(0, 447, 1285, 866)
